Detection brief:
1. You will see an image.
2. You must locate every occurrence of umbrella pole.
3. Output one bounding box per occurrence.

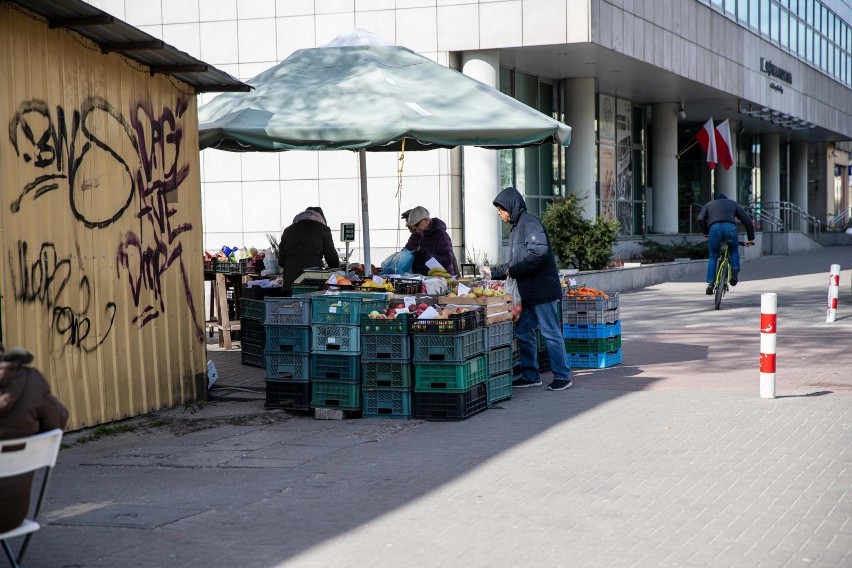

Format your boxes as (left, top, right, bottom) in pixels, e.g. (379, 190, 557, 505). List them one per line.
(358, 149, 372, 272)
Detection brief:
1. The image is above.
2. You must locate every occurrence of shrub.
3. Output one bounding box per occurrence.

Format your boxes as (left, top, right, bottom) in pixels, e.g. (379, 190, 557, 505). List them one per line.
(638, 237, 708, 262)
(542, 194, 620, 271)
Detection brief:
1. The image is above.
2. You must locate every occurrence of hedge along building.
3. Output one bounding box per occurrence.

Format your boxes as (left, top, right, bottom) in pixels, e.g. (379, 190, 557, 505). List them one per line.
(0, 0, 248, 430)
(86, 0, 852, 269)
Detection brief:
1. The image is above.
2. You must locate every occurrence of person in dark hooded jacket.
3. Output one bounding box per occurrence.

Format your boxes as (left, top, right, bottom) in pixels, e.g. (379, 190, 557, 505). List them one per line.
(697, 193, 755, 295)
(0, 344, 69, 533)
(483, 187, 572, 391)
(278, 206, 340, 294)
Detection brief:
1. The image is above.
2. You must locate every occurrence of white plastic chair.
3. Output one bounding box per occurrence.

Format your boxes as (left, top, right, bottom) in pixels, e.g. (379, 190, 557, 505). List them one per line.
(0, 429, 63, 568)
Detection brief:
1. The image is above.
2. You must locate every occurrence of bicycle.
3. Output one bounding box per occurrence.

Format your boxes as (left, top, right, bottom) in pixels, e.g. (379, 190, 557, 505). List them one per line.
(711, 240, 752, 310)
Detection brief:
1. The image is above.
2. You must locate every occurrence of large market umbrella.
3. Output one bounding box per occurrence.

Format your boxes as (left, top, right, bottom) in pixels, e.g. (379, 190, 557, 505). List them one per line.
(198, 29, 571, 269)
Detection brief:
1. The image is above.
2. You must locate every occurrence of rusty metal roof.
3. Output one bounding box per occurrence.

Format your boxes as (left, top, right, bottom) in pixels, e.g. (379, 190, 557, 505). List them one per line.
(7, 0, 250, 93)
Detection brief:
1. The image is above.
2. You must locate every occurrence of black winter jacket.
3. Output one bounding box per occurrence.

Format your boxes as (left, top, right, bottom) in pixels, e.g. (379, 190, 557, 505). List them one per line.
(697, 194, 756, 240)
(490, 187, 562, 306)
(278, 211, 340, 292)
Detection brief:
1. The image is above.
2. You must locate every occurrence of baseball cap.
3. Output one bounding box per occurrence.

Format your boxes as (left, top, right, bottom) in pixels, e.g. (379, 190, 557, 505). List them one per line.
(405, 206, 429, 227)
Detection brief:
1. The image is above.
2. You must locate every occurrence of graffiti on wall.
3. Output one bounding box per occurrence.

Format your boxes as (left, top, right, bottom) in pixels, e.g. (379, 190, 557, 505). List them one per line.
(6, 94, 203, 349)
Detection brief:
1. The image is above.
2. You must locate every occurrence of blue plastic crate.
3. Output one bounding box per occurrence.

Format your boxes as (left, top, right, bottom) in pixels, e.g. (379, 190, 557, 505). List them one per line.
(486, 372, 512, 407)
(310, 324, 360, 354)
(483, 320, 513, 350)
(361, 389, 412, 419)
(567, 349, 623, 369)
(487, 346, 513, 376)
(361, 334, 412, 362)
(562, 321, 622, 340)
(264, 352, 310, 380)
(265, 297, 312, 326)
(264, 325, 310, 353)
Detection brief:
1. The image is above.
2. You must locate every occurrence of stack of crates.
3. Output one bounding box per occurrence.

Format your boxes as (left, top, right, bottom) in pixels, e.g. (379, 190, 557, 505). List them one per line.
(263, 296, 313, 410)
(561, 292, 621, 368)
(309, 292, 388, 412)
(411, 309, 488, 420)
(360, 311, 414, 419)
(536, 328, 551, 372)
(239, 298, 266, 368)
(484, 321, 514, 406)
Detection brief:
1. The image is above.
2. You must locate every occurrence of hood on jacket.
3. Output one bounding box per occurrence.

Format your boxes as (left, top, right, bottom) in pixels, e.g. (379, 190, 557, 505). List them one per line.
(425, 217, 447, 233)
(715, 193, 728, 200)
(493, 186, 527, 224)
(292, 209, 327, 226)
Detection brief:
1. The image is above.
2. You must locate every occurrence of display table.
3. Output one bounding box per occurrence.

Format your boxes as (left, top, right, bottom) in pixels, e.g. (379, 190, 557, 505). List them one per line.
(204, 270, 251, 350)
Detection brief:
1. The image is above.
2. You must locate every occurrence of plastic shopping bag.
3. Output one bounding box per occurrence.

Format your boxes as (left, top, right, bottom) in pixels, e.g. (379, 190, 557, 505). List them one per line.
(505, 276, 523, 321)
(380, 248, 415, 275)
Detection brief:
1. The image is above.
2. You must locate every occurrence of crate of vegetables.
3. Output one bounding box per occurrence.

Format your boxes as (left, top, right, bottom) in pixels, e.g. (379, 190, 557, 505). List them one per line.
(562, 287, 618, 311)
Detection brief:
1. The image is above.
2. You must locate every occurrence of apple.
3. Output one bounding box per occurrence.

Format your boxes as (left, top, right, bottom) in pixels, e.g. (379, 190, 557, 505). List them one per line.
(376, 314, 387, 319)
(418, 303, 429, 310)
(368, 310, 381, 319)
(482, 288, 494, 297)
(408, 304, 417, 312)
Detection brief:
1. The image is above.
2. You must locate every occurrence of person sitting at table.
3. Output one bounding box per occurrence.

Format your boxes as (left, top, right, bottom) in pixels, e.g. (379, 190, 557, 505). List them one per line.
(403, 206, 459, 276)
(278, 206, 340, 295)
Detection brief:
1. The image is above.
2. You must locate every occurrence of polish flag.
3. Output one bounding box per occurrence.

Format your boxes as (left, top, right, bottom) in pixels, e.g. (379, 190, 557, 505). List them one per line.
(714, 119, 734, 170)
(696, 118, 717, 169)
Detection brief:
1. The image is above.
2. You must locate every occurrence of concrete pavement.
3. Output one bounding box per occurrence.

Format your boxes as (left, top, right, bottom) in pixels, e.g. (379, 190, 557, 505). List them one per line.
(15, 247, 852, 567)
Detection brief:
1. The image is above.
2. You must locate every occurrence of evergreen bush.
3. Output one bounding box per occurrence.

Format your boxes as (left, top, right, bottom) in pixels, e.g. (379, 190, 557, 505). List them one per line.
(638, 237, 708, 262)
(542, 194, 620, 271)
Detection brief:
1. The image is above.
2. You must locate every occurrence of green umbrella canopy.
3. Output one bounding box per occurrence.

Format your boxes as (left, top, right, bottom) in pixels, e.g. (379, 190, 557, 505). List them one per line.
(198, 30, 571, 152)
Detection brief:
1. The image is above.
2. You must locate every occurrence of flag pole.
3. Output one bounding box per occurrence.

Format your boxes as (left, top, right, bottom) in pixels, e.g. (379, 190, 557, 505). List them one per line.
(677, 138, 700, 159)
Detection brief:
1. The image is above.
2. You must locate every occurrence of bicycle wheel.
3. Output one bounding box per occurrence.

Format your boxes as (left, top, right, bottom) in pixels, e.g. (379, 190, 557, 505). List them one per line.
(714, 259, 727, 310)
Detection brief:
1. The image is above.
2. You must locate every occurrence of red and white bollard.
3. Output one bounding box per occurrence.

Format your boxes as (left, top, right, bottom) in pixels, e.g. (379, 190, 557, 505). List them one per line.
(760, 293, 777, 399)
(826, 264, 841, 323)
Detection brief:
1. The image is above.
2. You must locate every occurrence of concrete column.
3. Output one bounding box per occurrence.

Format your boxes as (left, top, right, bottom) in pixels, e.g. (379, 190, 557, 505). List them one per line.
(651, 103, 679, 233)
(563, 78, 597, 220)
(461, 50, 502, 266)
(715, 122, 737, 197)
(760, 133, 781, 205)
(790, 142, 808, 212)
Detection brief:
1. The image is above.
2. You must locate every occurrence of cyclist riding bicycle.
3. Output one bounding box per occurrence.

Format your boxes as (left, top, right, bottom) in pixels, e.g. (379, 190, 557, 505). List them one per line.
(697, 193, 756, 295)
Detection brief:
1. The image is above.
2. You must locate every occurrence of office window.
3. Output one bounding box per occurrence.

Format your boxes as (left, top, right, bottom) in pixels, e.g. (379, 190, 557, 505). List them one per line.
(771, 3, 780, 42)
(750, 0, 760, 28)
(760, 0, 770, 35)
(738, 0, 749, 22)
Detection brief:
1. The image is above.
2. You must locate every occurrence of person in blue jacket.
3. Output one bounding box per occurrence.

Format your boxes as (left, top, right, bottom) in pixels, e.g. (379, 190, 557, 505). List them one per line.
(481, 187, 572, 391)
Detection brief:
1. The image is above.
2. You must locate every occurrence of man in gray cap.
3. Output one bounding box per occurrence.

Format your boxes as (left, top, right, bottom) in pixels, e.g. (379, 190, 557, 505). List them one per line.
(403, 206, 459, 276)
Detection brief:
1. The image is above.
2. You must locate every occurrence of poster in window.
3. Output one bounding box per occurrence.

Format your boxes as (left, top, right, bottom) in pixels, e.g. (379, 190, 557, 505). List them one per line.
(616, 98, 632, 147)
(599, 94, 615, 144)
(599, 144, 616, 221)
(617, 201, 633, 236)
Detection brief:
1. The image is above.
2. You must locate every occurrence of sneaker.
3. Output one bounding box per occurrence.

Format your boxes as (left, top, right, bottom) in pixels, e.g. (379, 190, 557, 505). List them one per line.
(547, 378, 572, 391)
(730, 269, 739, 286)
(512, 377, 542, 388)
(705, 283, 715, 295)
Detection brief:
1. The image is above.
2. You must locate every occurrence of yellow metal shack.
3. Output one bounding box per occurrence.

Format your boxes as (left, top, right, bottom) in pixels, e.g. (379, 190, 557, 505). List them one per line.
(0, 0, 248, 430)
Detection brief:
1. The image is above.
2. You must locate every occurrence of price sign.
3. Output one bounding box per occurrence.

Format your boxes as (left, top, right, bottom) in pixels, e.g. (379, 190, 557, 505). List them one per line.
(340, 223, 356, 242)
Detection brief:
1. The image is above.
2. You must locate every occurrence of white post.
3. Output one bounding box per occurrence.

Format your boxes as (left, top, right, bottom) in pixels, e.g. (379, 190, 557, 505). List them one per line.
(826, 264, 841, 323)
(760, 293, 777, 399)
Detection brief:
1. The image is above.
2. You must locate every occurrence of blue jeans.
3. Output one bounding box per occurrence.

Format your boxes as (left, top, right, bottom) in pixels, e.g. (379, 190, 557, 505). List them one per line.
(706, 222, 740, 283)
(515, 300, 571, 381)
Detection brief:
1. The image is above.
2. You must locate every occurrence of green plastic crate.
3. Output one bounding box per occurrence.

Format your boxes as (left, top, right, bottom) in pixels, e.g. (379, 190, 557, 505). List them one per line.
(310, 379, 361, 410)
(311, 292, 388, 325)
(240, 298, 266, 322)
(412, 328, 485, 363)
(413, 355, 488, 393)
(486, 372, 513, 407)
(361, 389, 412, 419)
(361, 361, 412, 389)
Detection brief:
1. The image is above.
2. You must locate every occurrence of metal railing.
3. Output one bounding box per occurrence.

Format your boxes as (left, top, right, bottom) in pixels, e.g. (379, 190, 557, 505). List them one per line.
(755, 201, 821, 240)
(827, 208, 851, 230)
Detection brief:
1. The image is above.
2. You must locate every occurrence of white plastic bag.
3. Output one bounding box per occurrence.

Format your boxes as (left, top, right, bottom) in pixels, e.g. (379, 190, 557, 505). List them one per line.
(505, 276, 523, 320)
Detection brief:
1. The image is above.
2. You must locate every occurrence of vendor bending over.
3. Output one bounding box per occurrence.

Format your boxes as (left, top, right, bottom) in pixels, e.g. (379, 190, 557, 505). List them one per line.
(403, 206, 459, 276)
